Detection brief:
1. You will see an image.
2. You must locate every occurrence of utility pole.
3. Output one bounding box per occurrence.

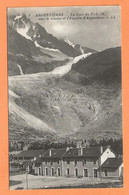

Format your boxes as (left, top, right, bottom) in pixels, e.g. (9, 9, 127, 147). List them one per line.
(99, 146, 102, 180)
(26, 166, 28, 189)
(99, 157, 102, 180)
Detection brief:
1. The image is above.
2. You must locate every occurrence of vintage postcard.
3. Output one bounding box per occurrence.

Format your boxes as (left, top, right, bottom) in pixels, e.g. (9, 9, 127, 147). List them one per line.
(7, 6, 123, 190)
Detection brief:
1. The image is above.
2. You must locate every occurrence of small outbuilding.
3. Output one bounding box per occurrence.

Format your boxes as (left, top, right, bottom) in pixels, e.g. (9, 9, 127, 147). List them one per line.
(100, 157, 123, 179)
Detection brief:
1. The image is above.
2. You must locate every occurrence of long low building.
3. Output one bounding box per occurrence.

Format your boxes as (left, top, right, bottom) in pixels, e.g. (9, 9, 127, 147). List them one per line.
(32, 146, 123, 179)
(34, 148, 66, 176)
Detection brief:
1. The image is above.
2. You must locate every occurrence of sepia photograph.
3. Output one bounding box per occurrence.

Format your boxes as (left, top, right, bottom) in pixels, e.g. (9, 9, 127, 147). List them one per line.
(7, 6, 123, 190)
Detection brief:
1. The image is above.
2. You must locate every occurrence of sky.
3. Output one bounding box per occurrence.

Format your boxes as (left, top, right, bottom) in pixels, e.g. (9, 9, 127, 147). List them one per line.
(8, 6, 121, 51)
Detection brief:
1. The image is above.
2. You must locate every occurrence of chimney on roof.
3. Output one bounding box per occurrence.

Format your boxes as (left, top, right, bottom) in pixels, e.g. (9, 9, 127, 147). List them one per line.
(66, 147, 69, 152)
(78, 147, 83, 156)
(100, 146, 103, 154)
(49, 149, 52, 157)
(82, 142, 88, 148)
(76, 141, 82, 148)
(23, 144, 29, 151)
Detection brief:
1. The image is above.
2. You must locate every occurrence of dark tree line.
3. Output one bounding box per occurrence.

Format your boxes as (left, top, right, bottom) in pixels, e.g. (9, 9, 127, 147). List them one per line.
(88, 138, 123, 155)
(9, 138, 123, 156)
(28, 140, 76, 150)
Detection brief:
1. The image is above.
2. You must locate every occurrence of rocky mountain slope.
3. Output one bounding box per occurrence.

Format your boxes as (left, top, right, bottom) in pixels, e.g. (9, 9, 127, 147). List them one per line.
(62, 47, 122, 139)
(72, 47, 121, 83)
(8, 13, 97, 77)
(7, 12, 122, 142)
(8, 25, 70, 76)
(8, 47, 122, 141)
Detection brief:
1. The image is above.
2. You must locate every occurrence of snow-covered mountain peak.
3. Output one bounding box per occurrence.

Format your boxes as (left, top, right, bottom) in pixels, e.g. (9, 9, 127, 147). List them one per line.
(64, 37, 75, 48)
(8, 14, 97, 57)
(64, 37, 86, 54)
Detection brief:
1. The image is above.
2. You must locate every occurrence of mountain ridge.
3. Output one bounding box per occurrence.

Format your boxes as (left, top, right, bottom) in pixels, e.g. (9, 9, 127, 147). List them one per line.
(8, 25, 70, 76)
(8, 13, 96, 57)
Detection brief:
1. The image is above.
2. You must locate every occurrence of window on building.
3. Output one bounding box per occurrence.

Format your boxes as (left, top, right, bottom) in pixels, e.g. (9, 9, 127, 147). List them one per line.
(45, 168, 48, 176)
(75, 159, 77, 166)
(51, 168, 54, 176)
(83, 159, 87, 165)
(94, 169, 97, 178)
(45, 161, 47, 164)
(75, 169, 78, 177)
(38, 167, 41, 175)
(94, 160, 96, 164)
(57, 168, 61, 176)
(67, 160, 70, 164)
(51, 161, 53, 165)
(57, 160, 59, 164)
(84, 169, 88, 177)
(104, 169, 108, 176)
(67, 168, 70, 176)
